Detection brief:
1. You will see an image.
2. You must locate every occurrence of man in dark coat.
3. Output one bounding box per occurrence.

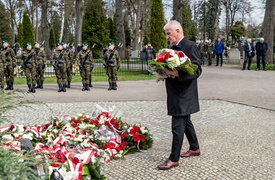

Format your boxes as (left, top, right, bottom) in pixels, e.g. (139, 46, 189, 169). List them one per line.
(255, 38, 268, 71)
(157, 20, 202, 170)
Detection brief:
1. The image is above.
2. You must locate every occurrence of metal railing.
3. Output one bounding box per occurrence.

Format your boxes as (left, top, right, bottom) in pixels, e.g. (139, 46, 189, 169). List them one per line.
(15, 59, 148, 77)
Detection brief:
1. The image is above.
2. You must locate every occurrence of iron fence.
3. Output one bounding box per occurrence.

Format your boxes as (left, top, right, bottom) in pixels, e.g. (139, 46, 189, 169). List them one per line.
(15, 59, 148, 77)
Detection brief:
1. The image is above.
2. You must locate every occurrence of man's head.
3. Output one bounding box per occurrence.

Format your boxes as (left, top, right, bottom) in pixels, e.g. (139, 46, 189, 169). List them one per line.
(34, 41, 40, 49)
(56, 42, 63, 50)
(82, 42, 88, 50)
(208, 39, 212, 43)
(163, 20, 184, 46)
(260, 38, 264, 43)
(2, 40, 9, 48)
(26, 42, 32, 50)
(147, 43, 151, 47)
(62, 42, 67, 49)
(108, 41, 115, 50)
(247, 38, 252, 44)
(217, 38, 221, 42)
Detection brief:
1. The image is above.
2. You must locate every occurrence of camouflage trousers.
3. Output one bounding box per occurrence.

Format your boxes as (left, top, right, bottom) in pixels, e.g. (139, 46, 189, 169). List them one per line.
(36, 64, 45, 82)
(80, 65, 91, 84)
(106, 66, 117, 83)
(0, 64, 4, 87)
(55, 63, 67, 85)
(25, 66, 36, 85)
(5, 64, 14, 84)
(66, 66, 73, 82)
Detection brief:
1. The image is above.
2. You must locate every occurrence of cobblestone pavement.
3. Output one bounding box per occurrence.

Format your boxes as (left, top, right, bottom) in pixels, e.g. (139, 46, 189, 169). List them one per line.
(3, 100, 275, 179)
(2, 65, 275, 179)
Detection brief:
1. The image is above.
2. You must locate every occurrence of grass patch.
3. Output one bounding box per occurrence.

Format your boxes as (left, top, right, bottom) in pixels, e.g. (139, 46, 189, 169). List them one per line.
(14, 70, 157, 84)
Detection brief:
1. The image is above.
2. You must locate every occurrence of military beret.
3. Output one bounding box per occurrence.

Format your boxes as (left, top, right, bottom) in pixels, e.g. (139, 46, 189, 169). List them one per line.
(108, 42, 114, 46)
(2, 40, 8, 43)
(25, 42, 31, 47)
(56, 42, 62, 47)
(61, 41, 66, 45)
(82, 42, 88, 46)
(34, 41, 39, 45)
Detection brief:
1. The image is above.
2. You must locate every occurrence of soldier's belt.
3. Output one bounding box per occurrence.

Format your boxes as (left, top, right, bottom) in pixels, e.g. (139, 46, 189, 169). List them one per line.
(26, 60, 33, 64)
(108, 59, 115, 63)
(58, 60, 65, 63)
(84, 61, 91, 64)
(6, 59, 10, 62)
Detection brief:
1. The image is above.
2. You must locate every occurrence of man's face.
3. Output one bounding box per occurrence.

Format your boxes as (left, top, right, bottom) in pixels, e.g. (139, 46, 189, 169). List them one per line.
(218, 38, 221, 42)
(82, 45, 88, 50)
(35, 44, 40, 49)
(165, 27, 179, 45)
(26, 45, 32, 51)
(260, 39, 264, 43)
(208, 39, 211, 43)
(63, 44, 67, 49)
(109, 44, 114, 50)
(3, 42, 8, 48)
(57, 45, 63, 50)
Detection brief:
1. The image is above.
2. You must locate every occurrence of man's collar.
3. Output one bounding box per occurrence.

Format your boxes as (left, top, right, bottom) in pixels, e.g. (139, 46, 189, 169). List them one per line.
(176, 37, 184, 46)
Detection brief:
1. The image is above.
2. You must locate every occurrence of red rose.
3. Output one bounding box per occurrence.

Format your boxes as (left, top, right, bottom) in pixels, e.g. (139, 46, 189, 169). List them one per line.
(75, 119, 81, 123)
(56, 125, 61, 129)
(53, 122, 57, 126)
(132, 134, 140, 142)
(23, 126, 27, 131)
(120, 141, 128, 149)
(177, 51, 185, 57)
(9, 124, 15, 131)
(84, 118, 89, 123)
(133, 126, 140, 133)
(139, 135, 146, 142)
(121, 132, 127, 140)
(71, 124, 77, 128)
(72, 157, 79, 165)
(69, 118, 75, 123)
(44, 124, 50, 129)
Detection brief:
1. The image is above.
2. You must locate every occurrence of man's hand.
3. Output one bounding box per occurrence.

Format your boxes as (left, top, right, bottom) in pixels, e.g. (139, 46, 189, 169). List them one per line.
(162, 68, 179, 77)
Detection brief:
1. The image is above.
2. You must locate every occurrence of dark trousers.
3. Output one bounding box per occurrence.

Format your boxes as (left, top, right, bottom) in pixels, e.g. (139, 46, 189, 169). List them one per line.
(216, 54, 223, 66)
(256, 54, 266, 69)
(169, 115, 199, 162)
(243, 56, 252, 70)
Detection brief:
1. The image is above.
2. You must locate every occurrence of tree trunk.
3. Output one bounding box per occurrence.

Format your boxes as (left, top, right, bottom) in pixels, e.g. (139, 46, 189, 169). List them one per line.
(59, 1, 65, 42)
(75, 0, 83, 56)
(172, 0, 182, 24)
(35, 1, 39, 41)
(132, 0, 141, 51)
(262, 0, 274, 64)
(116, 0, 125, 59)
(41, 0, 50, 55)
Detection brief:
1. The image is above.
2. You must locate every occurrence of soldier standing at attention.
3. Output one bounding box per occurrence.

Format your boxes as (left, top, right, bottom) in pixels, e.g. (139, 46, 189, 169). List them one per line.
(1, 40, 16, 90)
(205, 39, 214, 66)
(34, 41, 46, 89)
(198, 39, 206, 66)
(103, 42, 120, 91)
(51, 42, 67, 92)
(0, 52, 4, 91)
(21, 42, 36, 93)
(76, 42, 93, 91)
(62, 42, 74, 88)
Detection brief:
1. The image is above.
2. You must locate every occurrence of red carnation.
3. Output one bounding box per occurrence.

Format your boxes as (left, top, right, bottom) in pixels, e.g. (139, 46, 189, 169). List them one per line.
(120, 141, 128, 149)
(72, 157, 80, 165)
(133, 126, 141, 133)
(132, 134, 140, 142)
(121, 132, 127, 140)
(75, 119, 81, 123)
(84, 118, 89, 123)
(44, 124, 50, 129)
(139, 135, 146, 142)
(9, 124, 15, 131)
(23, 126, 27, 131)
(71, 123, 77, 128)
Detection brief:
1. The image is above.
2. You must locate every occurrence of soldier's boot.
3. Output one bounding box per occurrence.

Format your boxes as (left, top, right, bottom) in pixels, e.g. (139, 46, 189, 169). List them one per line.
(58, 84, 62, 92)
(5, 82, 10, 90)
(62, 84, 66, 92)
(1, 86, 4, 91)
(36, 81, 41, 89)
(89, 79, 93, 87)
(85, 84, 90, 91)
(67, 81, 71, 88)
(108, 82, 112, 91)
(28, 84, 32, 93)
(10, 82, 14, 90)
(82, 84, 86, 91)
(31, 85, 36, 93)
(40, 81, 44, 89)
(112, 83, 117, 90)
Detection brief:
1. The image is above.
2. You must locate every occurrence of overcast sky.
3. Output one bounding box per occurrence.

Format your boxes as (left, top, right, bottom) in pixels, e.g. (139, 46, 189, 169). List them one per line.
(163, 0, 265, 27)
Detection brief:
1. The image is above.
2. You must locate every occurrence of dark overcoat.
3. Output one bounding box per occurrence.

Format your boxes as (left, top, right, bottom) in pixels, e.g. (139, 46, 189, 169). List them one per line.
(166, 37, 202, 116)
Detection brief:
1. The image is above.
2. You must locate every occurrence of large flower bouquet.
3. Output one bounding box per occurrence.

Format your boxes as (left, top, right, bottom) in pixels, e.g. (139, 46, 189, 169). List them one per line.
(0, 109, 153, 180)
(149, 48, 198, 81)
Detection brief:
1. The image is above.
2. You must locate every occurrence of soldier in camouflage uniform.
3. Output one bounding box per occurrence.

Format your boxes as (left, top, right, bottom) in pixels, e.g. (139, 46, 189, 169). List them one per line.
(34, 41, 46, 89)
(198, 39, 206, 66)
(103, 42, 120, 91)
(205, 39, 214, 66)
(1, 40, 16, 90)
(76, 42, 93, 91)
(0, 52, 4, 91)
(62, 42, 74, 88)
(21, 42, 37, 93)
(51, 42, 67, 92)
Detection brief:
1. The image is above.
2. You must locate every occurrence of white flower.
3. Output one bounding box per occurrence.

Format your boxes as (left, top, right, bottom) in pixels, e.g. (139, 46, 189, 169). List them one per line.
(140, 127, 148, 134)
(22, 133, 33, 140)
(2, 134, 13, 143)
(52, 129, 58, 134)
(17, 125, 25, 133)
(78, 123, 87, 129)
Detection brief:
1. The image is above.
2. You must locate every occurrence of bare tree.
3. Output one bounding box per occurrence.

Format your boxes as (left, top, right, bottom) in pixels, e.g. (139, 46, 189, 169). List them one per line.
(116, 0, 125, 58)
(3, 0, 17, 44)
(41, 0, 50, 55)
(262, 0, 274, 64)
(172, 0, 182, 24)
(59, 0, 65, 42)
(74, 0, 84, 54)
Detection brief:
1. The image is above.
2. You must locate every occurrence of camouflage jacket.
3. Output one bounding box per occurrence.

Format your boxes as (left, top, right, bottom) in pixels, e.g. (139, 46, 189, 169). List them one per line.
(34, 48, 46, 65)
(103, 49, 120, 67)
(63, 48, 74, 67)
(198, 43, 206, 54)
(21, 50, 36, 68)
(1, 47, 16, 66)
(205, 43, 214, 53)
(50, 50, 66, 65)
(76, 50, 93, 68)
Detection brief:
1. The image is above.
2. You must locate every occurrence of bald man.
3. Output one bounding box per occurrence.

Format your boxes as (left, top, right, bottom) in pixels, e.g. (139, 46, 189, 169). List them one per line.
(255, 38, 268, 71)
(157, 20, 202, 170)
